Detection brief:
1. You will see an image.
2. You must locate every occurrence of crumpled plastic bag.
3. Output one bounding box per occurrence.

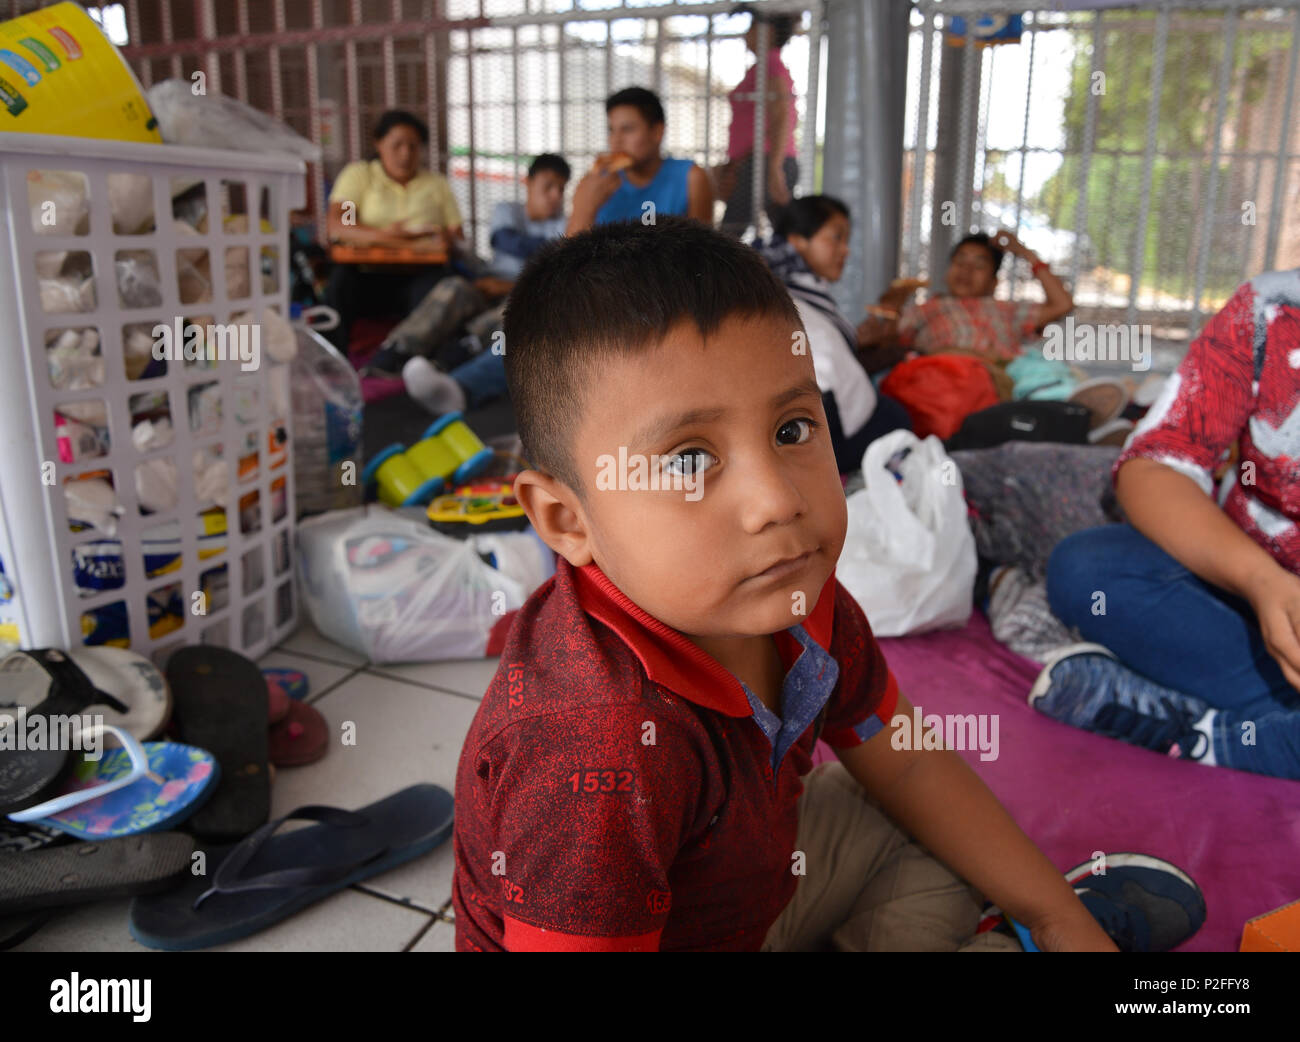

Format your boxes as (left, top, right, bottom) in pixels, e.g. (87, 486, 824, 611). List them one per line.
(147, 79, 321, 162)
(297, 506, 554, 663)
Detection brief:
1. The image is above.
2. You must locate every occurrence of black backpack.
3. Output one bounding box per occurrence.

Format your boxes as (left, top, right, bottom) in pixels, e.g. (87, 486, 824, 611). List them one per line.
(945, 399, 1092, 452)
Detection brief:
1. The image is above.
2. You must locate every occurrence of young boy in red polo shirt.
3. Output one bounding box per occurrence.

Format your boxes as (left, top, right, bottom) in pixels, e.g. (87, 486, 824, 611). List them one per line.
(451, 218, 1117, 952)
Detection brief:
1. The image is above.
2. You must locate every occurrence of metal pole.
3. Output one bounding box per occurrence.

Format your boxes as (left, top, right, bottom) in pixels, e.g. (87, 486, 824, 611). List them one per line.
(513, 25, 521, 202)
(1190, 8, 1238, 331)
(1126, 5, 1170, 329)
(234, 0, 249, 103)
(196, 0, 220, 96)
(270, 0, 285, 122)
(1264, 8, 1300, 271)
(802, 1, 822, 196)
(309, 0, 325, 245)
(906, 7, 933, 277)
(1068, 10, 1104, 292)
(1012, 17, 1036, 232)
(749, 17, 769, 236)
(704, 13, 714, 174)
(384, 0, 399, 109)
(127, 0, 148, 86)
(160, 0, 180, 80)
(954, 29, 979, 235)
(347, 0, 362, 162)
(467, 9, 479, 247)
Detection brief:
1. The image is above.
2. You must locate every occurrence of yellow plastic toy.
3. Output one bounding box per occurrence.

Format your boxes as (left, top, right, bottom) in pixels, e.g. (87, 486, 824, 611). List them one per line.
(362, 411, 494, 508)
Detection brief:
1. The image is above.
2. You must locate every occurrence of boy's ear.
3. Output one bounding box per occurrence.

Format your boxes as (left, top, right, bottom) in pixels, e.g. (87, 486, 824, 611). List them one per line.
(513, 469, 595, 568)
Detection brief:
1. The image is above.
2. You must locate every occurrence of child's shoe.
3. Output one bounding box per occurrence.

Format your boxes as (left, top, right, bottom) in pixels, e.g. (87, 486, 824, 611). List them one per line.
(1028, 644, 1212, 761)
(1065, 853, 1207, 952)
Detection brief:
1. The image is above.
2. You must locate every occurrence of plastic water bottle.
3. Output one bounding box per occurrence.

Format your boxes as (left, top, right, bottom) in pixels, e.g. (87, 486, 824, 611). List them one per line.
(290, 324, 363, 517)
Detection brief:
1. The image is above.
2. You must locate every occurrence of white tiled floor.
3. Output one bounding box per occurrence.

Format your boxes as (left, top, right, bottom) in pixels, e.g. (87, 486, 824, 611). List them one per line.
(12, 620, 492, 952)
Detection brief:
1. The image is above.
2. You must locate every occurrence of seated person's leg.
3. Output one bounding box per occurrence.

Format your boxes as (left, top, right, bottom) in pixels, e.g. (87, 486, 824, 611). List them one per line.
(1047, 523, 1296, 717)
(822, 391, 912, 475)
(383, 273, 486, 362)
(323, 263, 366, 350)
(402, 345, 508, 416)
(762, 762, 1011, 952)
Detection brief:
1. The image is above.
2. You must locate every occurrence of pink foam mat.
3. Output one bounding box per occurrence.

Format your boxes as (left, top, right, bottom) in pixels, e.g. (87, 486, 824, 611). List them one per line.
(813, 612, 1300, 951)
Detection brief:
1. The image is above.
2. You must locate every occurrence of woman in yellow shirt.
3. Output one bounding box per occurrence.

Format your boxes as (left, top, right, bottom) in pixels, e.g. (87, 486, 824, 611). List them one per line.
(324, 110, 465, 351)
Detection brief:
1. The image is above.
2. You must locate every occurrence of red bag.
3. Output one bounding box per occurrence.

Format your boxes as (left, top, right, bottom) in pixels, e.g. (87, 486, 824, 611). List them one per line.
(880, 354, 1000, 440)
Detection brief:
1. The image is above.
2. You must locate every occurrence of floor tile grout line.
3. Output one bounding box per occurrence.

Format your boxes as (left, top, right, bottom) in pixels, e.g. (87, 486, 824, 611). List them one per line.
(350, 882, 449, 918)
(271, 640, 370, 670)
(403, 913, 441, 951)
(363, 668, 491, 703)
(303, 665, 368, 706)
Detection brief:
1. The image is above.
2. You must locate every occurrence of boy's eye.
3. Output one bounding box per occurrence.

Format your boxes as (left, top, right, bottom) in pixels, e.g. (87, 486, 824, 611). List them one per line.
(777, 417, 819, 446)
(662, 448, 716, 478)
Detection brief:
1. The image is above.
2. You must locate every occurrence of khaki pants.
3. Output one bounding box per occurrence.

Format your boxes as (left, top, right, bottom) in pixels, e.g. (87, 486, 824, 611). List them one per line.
(761, 762, 1021, 952)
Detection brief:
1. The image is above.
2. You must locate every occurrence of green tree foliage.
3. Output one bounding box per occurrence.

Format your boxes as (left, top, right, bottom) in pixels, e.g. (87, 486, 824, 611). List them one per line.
(1036, 11, 1282, 296)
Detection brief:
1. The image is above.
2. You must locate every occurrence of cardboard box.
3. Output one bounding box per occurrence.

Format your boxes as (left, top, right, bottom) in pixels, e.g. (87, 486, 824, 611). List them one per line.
(1239, 899, 1300, 952)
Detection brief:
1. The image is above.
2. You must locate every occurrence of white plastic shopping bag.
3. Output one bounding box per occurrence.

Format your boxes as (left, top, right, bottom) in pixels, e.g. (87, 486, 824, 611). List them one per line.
(838, 429, 976, 636)
(296, 506, 554, 662)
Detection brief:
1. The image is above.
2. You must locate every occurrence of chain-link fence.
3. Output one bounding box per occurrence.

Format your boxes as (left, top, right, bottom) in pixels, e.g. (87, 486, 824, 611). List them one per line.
(49, 0, 828, 259)
(904, 1, 1300, 346)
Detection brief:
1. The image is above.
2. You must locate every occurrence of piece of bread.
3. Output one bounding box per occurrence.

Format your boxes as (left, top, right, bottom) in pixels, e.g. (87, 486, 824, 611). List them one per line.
(595, 151, 635, 174)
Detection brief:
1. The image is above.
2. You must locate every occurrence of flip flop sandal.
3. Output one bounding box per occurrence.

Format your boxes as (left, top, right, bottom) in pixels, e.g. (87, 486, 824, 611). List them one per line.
(0, 647, 171, 740)
(268, 701, 328, 768)
(266, 677, 291, 726)
(0, 909, 55, 951)
(11, 726, 220, 841)
(165, 647, 269, 843)
(0, 820, 68, 855)
(0, 832, 195, 915)
(128, 784, 454, 951)
(1, 647, 166, 816)
(262, 668, 308, 702)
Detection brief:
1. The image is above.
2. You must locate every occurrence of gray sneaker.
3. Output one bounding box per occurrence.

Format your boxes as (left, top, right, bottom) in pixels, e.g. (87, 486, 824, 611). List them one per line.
(1028, 644, 1212, 761)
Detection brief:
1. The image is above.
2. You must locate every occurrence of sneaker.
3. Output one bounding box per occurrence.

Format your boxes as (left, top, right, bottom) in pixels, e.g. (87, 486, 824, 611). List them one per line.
(403, 355, 467, 416)
(359, 345, 407, 379)
(1065, 853, 1207, 952)
(1028, 644, 1212, 761)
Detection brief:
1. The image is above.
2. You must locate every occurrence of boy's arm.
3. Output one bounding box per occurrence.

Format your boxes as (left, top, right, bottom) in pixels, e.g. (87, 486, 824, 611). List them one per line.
(835, 691, 1116, 952)
(686, 164, 715, 225)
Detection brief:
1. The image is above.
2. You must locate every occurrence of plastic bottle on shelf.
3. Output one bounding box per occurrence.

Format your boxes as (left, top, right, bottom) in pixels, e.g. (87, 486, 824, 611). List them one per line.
(290, 311, 363, 518)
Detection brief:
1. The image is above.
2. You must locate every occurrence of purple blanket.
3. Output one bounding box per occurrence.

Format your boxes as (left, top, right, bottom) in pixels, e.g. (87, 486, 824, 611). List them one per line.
(814, 612, 1300, 952)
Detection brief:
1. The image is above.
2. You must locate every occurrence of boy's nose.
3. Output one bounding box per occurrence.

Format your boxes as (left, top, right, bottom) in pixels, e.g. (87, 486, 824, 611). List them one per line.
(737, 460, 808, 535)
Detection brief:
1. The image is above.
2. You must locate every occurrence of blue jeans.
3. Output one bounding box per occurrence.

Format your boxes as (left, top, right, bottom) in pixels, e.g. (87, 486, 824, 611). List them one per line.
(1047, 523, 1300, 775)
(452, 349, 508, 409)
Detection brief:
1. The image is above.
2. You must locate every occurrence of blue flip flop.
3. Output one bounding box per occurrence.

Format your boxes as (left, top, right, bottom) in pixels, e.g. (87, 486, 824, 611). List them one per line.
(10, 727, 219, 840)
(128, 784, 453, 951)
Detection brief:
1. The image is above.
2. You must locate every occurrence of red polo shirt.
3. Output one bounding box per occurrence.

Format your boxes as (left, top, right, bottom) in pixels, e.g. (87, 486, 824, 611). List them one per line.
(452, 557, 899, 952)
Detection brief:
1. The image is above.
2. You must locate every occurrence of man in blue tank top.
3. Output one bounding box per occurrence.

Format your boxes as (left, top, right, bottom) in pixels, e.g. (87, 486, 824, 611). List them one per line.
(567, 87, 714, 233)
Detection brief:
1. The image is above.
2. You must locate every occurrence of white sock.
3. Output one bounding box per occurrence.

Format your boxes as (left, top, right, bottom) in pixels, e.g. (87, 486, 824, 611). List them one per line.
(1190, 708, 1217, 766)
(403, 356, 467, 415)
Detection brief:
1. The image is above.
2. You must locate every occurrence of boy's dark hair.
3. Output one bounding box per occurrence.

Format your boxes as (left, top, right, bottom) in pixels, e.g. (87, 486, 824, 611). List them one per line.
(527, 153, 571, 181)
(952, 232, 1005, 272)
(503, 217, 802, 493)
(775, 194, 850, 240)
(605, 87, 666, 128)
(371, 109, 429, 145)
